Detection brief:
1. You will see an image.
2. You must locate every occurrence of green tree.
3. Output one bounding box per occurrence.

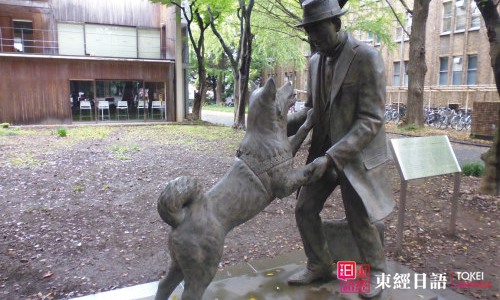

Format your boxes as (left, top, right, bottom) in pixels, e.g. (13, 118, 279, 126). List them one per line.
(151, 0, 210, 120)
(208, 0, 255, 129)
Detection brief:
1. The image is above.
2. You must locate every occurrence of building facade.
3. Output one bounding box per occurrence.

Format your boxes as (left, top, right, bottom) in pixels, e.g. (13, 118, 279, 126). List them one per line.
(374, 0, 497, 110)
(264, 0, 498, 112)
(0, 0, 186, 125)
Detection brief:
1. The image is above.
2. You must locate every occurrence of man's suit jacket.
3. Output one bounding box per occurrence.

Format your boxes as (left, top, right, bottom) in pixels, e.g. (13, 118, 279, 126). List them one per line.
(289, 32, 394, 221)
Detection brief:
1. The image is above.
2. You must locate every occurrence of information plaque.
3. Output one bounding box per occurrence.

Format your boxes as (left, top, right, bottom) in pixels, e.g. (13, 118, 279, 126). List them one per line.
(389, 135, 461, 180)
(389, 135, 462, 250)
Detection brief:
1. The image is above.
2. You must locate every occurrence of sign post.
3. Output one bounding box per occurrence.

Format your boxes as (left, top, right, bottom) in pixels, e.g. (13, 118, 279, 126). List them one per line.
(389, 135, 462, 251)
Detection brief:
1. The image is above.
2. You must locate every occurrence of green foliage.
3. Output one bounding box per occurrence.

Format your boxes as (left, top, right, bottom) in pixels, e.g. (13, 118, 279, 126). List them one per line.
(343, 0, 398, 50)
(1, 122, 9, 128)
(56, 127, 67, 137)
(461, 162, 485, 177)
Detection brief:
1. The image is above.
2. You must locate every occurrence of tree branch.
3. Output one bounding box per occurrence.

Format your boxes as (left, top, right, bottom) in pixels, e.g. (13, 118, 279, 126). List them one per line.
(207, 5, 238, 69)
(385, 0, 411, 37)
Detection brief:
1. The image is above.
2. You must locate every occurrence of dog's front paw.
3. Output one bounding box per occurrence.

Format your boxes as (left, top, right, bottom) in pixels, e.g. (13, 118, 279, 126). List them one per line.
(303, 109, 314, 130)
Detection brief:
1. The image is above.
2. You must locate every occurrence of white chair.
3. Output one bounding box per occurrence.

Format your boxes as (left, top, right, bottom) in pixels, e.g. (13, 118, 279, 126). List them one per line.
(116, 100, 129, 120)
(97, 100, 110, 120)
(80, 100, 93, 120)
(137, 100, 148, 119)
(151, 100, 165, 119)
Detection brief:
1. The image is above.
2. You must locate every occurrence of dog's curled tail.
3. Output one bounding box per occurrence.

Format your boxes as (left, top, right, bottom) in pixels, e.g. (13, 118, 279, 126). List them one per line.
(157, 176, 203, 228)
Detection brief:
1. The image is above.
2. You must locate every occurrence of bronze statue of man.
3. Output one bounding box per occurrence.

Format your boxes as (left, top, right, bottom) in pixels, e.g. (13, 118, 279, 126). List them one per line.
(287, 0, 395, 298)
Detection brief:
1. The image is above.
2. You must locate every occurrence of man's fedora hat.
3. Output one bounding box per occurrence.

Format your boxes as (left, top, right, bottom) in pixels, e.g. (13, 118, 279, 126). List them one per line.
(296, 0, 348, 27)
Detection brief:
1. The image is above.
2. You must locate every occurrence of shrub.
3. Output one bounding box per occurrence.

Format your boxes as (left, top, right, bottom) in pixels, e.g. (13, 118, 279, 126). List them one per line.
(461, 162, 485, 177)
(57, 127, 67, 137)
(1, 122, 9, 128)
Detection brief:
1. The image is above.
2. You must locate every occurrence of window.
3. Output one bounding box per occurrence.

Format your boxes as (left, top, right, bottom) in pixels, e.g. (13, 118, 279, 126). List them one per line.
(439, 57, 449, 85)
(375, 35, 381, 45)
(470, 1, 481, 29)
(57, 23, 161, 59)
(455, 0, 467, 31)
(466, 55, 478, 85)
(58, 23, 85, 55)
(13, 20, 33, 53)
(85, 24, 137, 58)
(395, 13, 412, 41)
(442, 2, 452, 33)
(138, 28, 161, 59)
(452, 56, 463, 85)
(395, 26, 403, 42)
(403, 61, 409, 87)
(393, 62, 401, 86)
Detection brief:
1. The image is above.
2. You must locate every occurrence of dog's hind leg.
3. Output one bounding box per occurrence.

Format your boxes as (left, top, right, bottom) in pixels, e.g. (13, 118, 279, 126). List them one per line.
(155, 263, 184, 300)
(181, 264, 218, 300)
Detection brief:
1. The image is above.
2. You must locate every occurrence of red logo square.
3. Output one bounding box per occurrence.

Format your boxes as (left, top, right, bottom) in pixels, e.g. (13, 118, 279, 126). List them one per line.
(337, 261, 357, 281)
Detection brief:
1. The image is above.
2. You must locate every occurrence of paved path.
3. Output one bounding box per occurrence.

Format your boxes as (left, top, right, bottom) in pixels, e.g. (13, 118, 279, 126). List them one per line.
(201, 110, 488, 165)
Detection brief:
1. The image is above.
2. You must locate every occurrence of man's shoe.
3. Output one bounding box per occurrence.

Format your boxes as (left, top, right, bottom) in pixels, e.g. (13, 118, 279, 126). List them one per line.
(287, 268, 334, 286)
(360, 271, 383, 299)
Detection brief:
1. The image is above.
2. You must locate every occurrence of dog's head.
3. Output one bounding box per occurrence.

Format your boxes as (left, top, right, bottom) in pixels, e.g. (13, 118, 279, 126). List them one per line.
(247, 78, 296, 134)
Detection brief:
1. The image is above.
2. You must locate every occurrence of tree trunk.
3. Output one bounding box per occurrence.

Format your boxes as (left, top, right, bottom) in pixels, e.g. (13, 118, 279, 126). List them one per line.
(233, 0, 254, 130)
(192, 58, 207, 120)
(216, 73, 224, 105)
(215, 56, 226, 105)
(406, 0, 430, 127)
(475, 0, 500, 195)
(233, 70, 240, 122)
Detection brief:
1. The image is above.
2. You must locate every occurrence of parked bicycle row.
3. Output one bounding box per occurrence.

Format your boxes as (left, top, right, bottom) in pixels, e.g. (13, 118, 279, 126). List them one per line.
(384, 104, 472, 131)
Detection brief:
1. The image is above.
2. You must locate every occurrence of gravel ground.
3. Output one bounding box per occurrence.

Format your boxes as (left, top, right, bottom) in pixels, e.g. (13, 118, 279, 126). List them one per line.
(0, 124, 498, 300)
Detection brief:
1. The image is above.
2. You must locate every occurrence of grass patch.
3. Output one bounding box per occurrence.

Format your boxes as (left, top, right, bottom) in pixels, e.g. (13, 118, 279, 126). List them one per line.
(0, 127, 35, 136)
(202, 104, 247, 113)
(461, 162, 485, 177)
(398, 123, 419, 131)
(72, 184, 85, 193)
(67, 127, 112, 140)
(109, 144, 140, 160)
(385, 123, 492, 146)
(10, 153, 46, 168)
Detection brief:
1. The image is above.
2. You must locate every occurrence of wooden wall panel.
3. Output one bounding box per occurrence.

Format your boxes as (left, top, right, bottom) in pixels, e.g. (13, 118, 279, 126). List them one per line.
(0, 56, 174, 124)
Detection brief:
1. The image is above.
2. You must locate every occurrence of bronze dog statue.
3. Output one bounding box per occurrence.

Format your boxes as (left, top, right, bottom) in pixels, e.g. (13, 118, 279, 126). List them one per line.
(155, 78, 326, 300)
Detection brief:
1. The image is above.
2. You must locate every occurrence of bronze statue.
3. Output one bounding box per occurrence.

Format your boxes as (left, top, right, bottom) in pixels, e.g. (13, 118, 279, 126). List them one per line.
(287, 0, 395, 298)
(155, 78, 327, 300)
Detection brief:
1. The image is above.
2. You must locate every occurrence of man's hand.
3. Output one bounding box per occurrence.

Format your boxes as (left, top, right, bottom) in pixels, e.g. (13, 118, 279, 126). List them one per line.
(307, 155, 337, 184)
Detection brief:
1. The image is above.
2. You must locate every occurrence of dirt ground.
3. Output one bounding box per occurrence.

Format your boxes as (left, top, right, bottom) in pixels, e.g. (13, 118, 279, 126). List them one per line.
(0, 124, 498, 300)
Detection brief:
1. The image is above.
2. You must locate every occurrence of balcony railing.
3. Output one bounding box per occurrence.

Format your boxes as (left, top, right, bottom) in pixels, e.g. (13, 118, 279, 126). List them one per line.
(0, 25, 167, 60)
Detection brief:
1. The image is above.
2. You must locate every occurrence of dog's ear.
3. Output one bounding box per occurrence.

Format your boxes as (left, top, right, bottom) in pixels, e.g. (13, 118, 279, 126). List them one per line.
(249, 80, 258, 94)
(262, 77, 276, 98)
